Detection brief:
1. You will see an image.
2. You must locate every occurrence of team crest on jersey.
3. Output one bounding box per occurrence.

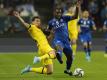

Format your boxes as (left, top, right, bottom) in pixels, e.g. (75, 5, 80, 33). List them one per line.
(60, 19, 63, 22)
(56, 21, 59, 25)
(52, 22, 54, 26)
(81, 20, 83, 23)
(87, 21, 90, 24)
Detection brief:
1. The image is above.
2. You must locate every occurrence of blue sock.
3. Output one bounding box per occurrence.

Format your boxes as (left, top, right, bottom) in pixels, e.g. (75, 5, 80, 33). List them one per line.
(84, 47, 88, 56)
(66, 60, 72, 70)
(63, 48, 73, 70)
(57, 50, 63, 57)
(88, 47, 91, 56)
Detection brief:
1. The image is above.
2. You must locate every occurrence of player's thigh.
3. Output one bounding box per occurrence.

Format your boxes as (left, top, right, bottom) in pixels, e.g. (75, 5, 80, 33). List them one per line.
(53, 40, 63, 50)
(63, 42, 72, 55)
(39, 45, 54, 55)
(71, 39, 77, 44)
(79, 34, 85, 43)
(79, 34, 88, 46)
(42, 58, 53, 66)
(87, 34, 92, 46)
(70, 31, 78, 42)
(83, 42, 88, 47)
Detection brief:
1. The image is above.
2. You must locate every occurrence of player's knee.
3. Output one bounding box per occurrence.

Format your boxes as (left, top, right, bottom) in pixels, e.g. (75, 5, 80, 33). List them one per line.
(49, 50, 56, 59)
(89, 42, 92, 46)
(83, 43, 88, 47)
(47, 70, 53, 75)
(71, 39, 77, 44)
(55, 45, 63, 51)
(63, 48, 72, 54)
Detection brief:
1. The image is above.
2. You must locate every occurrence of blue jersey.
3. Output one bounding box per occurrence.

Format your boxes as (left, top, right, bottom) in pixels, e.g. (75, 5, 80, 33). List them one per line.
(48, 16, 72, 41)
(78, 18, 95, 34)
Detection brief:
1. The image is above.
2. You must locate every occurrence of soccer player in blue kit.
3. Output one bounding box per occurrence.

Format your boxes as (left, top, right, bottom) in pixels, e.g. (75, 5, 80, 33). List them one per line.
(103, 19, 107, 57)
(78, 10, 96, 61)
(47, 2, 80, 76)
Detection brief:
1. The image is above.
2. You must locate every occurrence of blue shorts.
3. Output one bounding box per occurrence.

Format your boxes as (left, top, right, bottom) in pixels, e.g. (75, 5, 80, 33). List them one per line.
(52, 38, 72, 54)
(79, 33, 92, 43)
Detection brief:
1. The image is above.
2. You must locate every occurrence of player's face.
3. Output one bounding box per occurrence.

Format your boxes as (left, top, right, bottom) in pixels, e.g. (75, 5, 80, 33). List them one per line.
(54, 8, 62, 19)
(33, 18, 41, 28)
(83, 11, 89, 18)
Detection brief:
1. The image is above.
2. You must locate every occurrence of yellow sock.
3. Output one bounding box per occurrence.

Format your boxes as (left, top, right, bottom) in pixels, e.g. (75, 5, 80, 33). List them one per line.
(72, 44, 77, 55)
(30, 67, 47, 74)
(39, 53, 55, 61)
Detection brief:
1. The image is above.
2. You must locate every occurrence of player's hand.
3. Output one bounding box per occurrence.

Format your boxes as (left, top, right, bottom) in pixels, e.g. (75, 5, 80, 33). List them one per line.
(76, 0, 81, 8)
(13, 11, 20, 17)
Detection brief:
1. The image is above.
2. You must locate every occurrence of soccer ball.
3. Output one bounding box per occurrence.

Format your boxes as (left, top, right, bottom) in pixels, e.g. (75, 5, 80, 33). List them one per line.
(73, 68, 84, 77)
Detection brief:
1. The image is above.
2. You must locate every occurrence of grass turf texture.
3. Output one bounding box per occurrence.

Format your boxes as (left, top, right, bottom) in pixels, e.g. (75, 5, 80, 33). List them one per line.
(0, 51, 107, 80)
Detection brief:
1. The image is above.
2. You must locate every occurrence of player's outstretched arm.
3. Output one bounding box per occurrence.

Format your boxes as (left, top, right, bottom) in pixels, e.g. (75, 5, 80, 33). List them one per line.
(71, 1, 81, 20)
(13, 11, 29, 29)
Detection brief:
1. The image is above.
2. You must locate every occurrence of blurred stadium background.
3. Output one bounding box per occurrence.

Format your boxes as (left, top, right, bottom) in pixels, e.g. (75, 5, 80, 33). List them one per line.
(0, 0, 107, 80)
(0, 0, 106, 52)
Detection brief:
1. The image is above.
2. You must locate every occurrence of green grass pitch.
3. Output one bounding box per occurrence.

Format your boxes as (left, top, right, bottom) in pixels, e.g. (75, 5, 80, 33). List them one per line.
(0, 51, 107, 80)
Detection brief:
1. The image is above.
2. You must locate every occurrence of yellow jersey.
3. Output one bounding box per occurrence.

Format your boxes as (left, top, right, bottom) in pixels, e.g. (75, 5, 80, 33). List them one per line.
(65, 13, 79, 32)
(65, 13, 79, 40)
(28, 24, 49, 46)
(28, 24, 53, 55)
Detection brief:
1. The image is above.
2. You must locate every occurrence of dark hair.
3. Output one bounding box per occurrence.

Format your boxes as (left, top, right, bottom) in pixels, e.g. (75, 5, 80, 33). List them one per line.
(32, 16, 40, 21)
(54, 5, 63, 13)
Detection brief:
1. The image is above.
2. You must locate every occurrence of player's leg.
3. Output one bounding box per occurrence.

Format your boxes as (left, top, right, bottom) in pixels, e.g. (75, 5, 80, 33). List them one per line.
(33, 50, 56, 64)
(21, 65, 53, 75)
(84, 42, 90, 60)
(55, 45, 63, 64)
(53, 40, 64, 64)
(31, 64, 53, 74)
(86, 33, 92, 61)
(83, 42, 91, 62)
(80, 34, 90, 61)
(87, 41, 92, 57)
(70, 32, 78, 57)
(63, 47, 73, 76)
(21, 59, 53, 75)
(63, 41, 73, 76)
(71, 39, 77, 57)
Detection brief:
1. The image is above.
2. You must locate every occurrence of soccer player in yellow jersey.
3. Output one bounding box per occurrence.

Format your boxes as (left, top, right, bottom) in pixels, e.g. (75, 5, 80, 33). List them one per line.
(13, 11, 56, 75)
(65, 5, 81, 57)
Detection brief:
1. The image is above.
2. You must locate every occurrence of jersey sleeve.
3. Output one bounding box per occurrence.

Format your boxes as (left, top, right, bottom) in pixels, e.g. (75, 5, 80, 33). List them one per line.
(48, 21, 53, 30)
(63, 16, 72, 22)
(91, 20, 95, 27)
